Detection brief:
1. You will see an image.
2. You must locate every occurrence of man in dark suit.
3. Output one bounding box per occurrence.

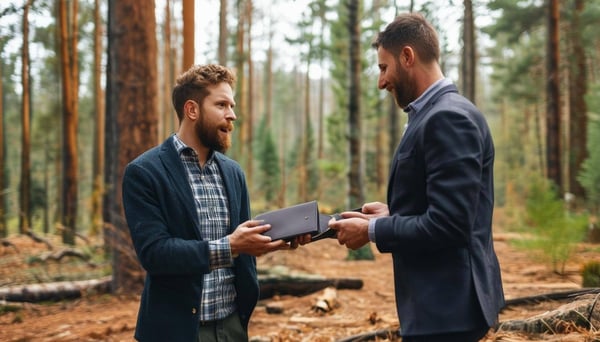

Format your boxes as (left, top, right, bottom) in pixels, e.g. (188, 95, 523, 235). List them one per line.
(329, 13, 505, 342)
(122, 64, 300, 341)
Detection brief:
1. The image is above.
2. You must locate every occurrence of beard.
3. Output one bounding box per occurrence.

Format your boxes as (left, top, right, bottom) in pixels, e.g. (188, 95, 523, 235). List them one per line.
(391, 62, 416, 109)
(195, 116, 234, 153)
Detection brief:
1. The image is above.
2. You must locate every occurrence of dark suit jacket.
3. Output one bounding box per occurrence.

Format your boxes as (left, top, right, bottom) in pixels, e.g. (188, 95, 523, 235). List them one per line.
(374, 84, 504, 336)
(122, 135, 258, 342)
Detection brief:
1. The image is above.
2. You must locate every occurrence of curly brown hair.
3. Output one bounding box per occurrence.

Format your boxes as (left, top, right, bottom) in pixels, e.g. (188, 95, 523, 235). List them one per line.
(171, 64, 236, 122)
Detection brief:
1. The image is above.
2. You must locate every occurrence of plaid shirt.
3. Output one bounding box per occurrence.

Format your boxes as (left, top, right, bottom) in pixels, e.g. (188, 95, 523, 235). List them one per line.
(173, 135, 237, 322)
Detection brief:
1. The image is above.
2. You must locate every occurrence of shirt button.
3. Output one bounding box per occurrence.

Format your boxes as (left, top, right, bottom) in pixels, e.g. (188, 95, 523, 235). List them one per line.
(192, 307, 197, 314)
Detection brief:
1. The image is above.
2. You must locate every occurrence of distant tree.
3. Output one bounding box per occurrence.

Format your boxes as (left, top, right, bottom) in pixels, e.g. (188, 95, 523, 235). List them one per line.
(106, 0, 158, 293)
(218, 0, 228, 64)
(232, 0, 247, 161)
(19, 0, 33, 235)
(91, 0, 105, 237)
(245, 0, 254, 189)
(461, 0, 476, 103)
(347, 0, 372, 261)
(546, 0, 562, 193)
(257, 118, 280, 203)
(0, 44, 5, 238)
(347, 0, 364, 209)
(58, 0, 80, 244)
(567, 0, 587, 202)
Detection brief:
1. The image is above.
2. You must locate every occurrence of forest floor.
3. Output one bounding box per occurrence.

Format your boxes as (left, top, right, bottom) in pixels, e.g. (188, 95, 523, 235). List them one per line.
(1, 208, 600, 342)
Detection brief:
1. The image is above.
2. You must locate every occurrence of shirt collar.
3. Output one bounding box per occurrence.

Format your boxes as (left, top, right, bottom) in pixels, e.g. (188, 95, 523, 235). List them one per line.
(404, 78, 452, 114)
(173, 134, 215, 163)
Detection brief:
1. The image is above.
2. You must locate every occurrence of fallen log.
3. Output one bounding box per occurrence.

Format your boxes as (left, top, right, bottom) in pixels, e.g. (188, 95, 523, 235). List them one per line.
(503, 288, 600, 308)
(497, 293, 600, 334)
(0, 276, 112, 302)
(259, 275, 363, 299)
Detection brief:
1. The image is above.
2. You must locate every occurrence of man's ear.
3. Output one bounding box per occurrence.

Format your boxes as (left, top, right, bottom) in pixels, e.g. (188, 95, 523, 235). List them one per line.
(401, 46, 415, 66)
(184, 100, 198, 120)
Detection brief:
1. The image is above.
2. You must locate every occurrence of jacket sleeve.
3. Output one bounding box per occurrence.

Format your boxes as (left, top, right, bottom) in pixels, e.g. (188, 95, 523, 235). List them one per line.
(375, 108, 485, 254)
(122, 161, 213, 275)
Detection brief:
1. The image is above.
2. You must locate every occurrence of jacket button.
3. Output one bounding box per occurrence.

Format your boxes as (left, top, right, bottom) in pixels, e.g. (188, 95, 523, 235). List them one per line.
(192, 307, 197, 314)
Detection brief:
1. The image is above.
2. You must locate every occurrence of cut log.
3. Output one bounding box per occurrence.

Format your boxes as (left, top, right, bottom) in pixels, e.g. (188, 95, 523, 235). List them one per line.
(497, 293, 600, 334)
(312, 287, 339, 313)
(0, 276, 112, 302)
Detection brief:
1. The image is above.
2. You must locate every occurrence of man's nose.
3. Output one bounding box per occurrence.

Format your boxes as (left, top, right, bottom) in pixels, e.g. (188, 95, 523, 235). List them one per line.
(226, 108, 236, 120)
(377, 76, 387, 90)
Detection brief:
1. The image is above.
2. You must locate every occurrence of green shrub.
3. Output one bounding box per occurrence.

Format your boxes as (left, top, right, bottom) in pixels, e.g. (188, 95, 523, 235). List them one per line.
(515, 177, 588, 274)
(582, 261, 600, 287)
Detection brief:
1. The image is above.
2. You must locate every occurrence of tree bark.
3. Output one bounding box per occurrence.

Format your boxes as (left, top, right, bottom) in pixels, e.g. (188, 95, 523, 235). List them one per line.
(218, 0, 228, 65)
(182, 0, 195, 69)
(106, 0, 158, 293)
(58, 0, 79, 245)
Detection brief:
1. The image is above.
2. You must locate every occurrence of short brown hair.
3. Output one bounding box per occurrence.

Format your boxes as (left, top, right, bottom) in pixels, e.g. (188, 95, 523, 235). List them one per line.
(172, 64, 236, 121)
(371, 13, 440, 64)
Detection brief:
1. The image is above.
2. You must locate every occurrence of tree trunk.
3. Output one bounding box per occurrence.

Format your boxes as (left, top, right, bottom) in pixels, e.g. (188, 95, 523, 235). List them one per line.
(567, 0, 587, 202)
(461, 0, 476, 103)
(19, 0, 32, 235)
(160, 0, 175, 141)
(347, 0, 372, 261)
(347, 0, 364, 209)
(91, 0, 105, 237)
(218, 0, 228, 65)
(106, 0, 158, 293)
(546, 0, 562, 192)
(58, 0, 79, 245)
(182, 0, 194, 69)
(246, 0, 254, 189)
(233, 0, 246, 161)
(0, 50, 5, 238)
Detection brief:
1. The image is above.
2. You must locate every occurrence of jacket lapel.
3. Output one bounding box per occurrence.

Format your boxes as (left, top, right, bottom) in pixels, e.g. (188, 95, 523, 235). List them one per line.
(158, 136, 201, 238)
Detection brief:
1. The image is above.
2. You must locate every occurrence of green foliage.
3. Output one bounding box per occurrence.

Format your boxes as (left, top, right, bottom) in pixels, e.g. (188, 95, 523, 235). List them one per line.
(346, 245, 374, 261)
(514, 177, 588, 274)
(577, 83, 600, 216)
(256, 118, 281, 203)
(582, 261, 600, 287)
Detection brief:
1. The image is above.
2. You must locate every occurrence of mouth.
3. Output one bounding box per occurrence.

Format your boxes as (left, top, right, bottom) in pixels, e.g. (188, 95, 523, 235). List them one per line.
(219, 123, 234, 134)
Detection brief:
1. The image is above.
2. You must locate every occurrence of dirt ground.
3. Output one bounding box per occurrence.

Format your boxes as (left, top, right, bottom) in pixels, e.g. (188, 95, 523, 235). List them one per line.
(1, 209, 600, 342)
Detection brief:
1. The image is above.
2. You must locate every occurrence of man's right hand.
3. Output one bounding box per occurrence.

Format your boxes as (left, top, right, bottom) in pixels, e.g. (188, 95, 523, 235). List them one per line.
(228, 220, 291, 257)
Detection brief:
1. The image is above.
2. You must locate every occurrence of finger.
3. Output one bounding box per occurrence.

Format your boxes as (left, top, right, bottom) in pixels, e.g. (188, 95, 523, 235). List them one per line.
(340, 211, 365, 219)
(244, 223, 272, 234)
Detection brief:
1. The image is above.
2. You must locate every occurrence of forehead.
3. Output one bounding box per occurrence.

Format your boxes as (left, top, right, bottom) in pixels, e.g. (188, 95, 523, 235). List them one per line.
(206, 82, 235, 102)
(377, 47, 395, 64)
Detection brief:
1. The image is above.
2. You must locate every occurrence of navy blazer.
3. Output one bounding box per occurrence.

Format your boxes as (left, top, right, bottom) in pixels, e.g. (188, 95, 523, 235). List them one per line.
(374, 84, 504, 336)
(122, 135, 258, 342)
